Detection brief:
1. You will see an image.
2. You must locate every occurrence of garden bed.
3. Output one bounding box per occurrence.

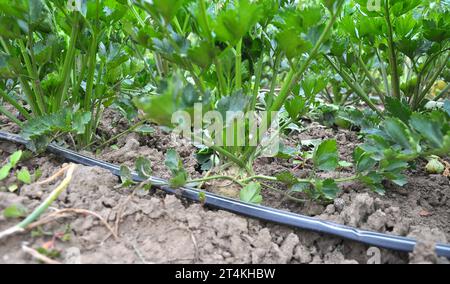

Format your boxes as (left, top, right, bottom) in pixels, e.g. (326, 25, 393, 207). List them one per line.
(1, 112, 449, 264)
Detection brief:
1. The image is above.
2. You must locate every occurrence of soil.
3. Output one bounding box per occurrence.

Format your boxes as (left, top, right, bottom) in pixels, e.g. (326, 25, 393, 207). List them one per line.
(0, 111, 449, 264)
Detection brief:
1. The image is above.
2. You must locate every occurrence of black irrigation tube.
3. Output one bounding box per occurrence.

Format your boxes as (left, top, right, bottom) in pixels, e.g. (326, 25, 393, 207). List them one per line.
(1, 130, 450, 259)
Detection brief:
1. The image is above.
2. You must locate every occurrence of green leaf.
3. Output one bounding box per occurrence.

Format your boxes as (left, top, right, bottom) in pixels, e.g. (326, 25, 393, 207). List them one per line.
(134, 76, 200, 127)
(216, 92, 250, 126)
(291, 182, 310, 193)
(139, 0, 185, 24)
(323, 0, 344, 13)
(384, 97, 412, 124)
(119, 165, 134, 187)
(33, 168, 42, 181)
(106, 43, 129, 70)
(195, 148, 215, 172)
(315, 179, 340, 200)
(302, 74, 326, 98)
(371, 184, 386, 196)
(134, 90, 176, 126)
(240, 182, 263, 204)
(276, 143, 297, 159)
(214, 0, 261, 45)
(0, 163, 12, 181)
(383, 118, 414, 151)
(313, 139, 339, 171)
(380, 159, 408, 172)
(3, 204, 27, 219)
(188, 41, 218, 68)
(21, 111, 72, 140)
(17, 167, 32, 184)
(135, 157, 152, 179)
(302, 6, 324, 28)
(353, 147, 377, 173)
(165, 149, 181, 174)
(72, 112, 92, 135)
(180, 83, 206, 109)
(9, 150, 22, 168)
(123, 23, 157, 48)
(165, 149, 187, 188)
(300, 139, 322, 148)
(360, 171, 383, 188)
(198, 191, 206, 204)
(29, 0, 45, 25)
(284, 96, 306, 120)
(383, 172, 408, 186)
(276, 29, 312, 59)
(360, 134, 392, 161)
(322, 179, 340, 200)
(390, 0, 421, 17)
(0, 52, 15, 78)
(275, 171, 298, 186)
(33, 37, 54, 65)
(410, 113, 443, 148)
(423, 16, 450, 43)
(169, 171, 187, 188)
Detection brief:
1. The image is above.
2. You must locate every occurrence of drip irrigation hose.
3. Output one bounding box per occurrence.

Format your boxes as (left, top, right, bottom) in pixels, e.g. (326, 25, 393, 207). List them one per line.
(1, 130, 450, 259)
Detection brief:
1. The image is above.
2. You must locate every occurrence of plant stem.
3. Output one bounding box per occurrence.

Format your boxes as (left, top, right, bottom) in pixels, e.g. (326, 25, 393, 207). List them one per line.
(0, 89, 32, 120)
(130, 1, 145, 26)
(18, 164, 76, 228)
(270, 1, 344, 113)
(357, 53, 385, 104)
(384, 1, 401, 99)
(0, 164, 76, 240)
(250, 117, 293, 161)
(251, 49, 265, 110)
(240, 175, 281, 183)
(198, 0, 213, 42)
(266, 51, 282, 108)
(324, 55, 384, 117)
(72, 53, 87, 106)
(0, 105, 23, 126)
(323, 87, 334, 104)
(260, 182, 307, 204)
(195, 134, 251, 173)
(188, 175, 245, 187)
(55, 12, 80, 111)
(0, 37, 39, 116)
(82, 34, 98, 145)
(376, 48, 391, 97)
(335, 175, 359, 183)
(235, 38, 242, 90)
(91, 58, 106, 131)
(18, 78, 40, 116)
(199, 0, 226, 97)
(27, 30, 46, 113)
(84, 34, 98, 111)
(129, 2, 166, 78)
(185, 61, 206, 93)
(18, 40, 45, 115)
(413, 53, 450, 109)
(0, 36, 39, 116)
(214, 58, 228, 96)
